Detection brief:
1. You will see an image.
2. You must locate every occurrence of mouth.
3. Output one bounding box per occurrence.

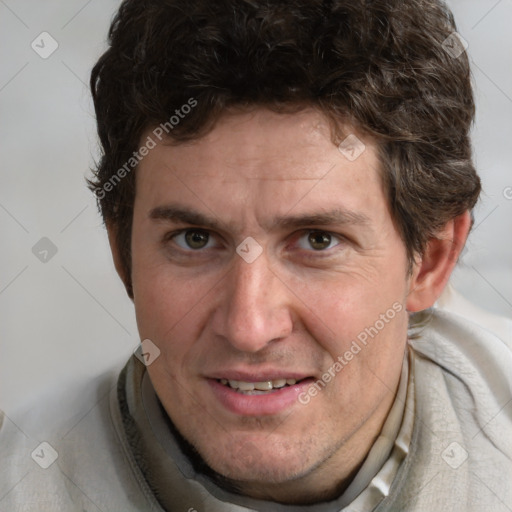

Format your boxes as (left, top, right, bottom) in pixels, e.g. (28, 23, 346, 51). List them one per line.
(217, 377, 307, 395)
(207, 375, 315, 416)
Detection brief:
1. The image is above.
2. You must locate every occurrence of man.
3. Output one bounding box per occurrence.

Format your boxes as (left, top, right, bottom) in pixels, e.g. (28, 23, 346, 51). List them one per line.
(1, 0, 511, 510)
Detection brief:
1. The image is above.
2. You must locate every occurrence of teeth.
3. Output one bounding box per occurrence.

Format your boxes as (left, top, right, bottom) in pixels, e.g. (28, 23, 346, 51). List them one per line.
(229, 380, 255, 391)
(222, 378, 298, 391)
(254, 381, 273, 391)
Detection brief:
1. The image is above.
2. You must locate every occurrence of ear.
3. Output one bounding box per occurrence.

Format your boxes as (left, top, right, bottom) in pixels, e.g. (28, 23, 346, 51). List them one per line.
(106, 223, 134, 299)
(406, 211, 471, 312)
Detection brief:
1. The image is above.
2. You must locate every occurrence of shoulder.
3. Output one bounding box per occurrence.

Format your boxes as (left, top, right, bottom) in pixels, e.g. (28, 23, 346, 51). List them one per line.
(397, 293, 512, 511)
(0, 363, 156, 512)
(411, 287, 512, 413)
(410, 290, 512, 452)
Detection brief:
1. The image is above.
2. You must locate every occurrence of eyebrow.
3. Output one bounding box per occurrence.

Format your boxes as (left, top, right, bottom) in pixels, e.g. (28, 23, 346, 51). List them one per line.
(149, 205, 371, 232)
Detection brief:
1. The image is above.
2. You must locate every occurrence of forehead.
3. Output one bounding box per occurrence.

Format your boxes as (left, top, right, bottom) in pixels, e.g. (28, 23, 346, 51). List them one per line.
(134, 108, 388, 226)
(162, 109, 338, 179)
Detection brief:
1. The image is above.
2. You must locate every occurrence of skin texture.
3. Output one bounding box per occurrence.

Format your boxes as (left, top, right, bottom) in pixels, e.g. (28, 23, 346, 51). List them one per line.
(109, 108, 470, 504)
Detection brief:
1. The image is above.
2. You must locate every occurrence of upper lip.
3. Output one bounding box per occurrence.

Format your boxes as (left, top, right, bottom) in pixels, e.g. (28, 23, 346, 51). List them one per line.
(206, 369, 313, 382)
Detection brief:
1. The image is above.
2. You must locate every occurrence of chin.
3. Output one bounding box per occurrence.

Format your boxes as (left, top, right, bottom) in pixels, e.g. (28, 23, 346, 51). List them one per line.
(206, 446, 309, 484)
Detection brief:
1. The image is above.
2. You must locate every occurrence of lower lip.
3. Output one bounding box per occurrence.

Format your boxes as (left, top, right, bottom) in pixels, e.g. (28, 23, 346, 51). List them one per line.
(207, 378, 314, 416)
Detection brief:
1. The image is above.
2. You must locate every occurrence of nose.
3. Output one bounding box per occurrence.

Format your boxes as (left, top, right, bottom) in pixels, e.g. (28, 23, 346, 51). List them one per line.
(211, 251, 294, 353)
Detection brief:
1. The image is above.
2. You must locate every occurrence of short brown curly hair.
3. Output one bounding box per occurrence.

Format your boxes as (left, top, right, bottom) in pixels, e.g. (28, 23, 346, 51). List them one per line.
(89, 0, 481, 297)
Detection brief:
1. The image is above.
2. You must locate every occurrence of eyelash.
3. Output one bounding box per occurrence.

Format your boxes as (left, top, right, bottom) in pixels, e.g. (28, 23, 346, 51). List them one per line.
(163, 228, 346, 255)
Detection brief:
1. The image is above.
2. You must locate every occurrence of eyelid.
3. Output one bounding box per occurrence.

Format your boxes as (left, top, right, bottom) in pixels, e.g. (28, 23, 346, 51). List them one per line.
(163, 227, 346, 253)
(290, 229, 346, 252)
(164, 228, 220, 251)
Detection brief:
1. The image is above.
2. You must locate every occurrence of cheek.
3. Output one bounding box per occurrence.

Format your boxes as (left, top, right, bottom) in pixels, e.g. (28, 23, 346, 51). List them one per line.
(288, 268, 404, 346)
(132, 264, 192, 338)
(132, 262, 220, 369)
(289, 268, 409, 402)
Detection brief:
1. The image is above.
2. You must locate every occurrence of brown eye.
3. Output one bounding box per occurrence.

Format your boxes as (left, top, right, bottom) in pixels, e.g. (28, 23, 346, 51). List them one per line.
(184, 230, 210, 249)
(308, 231, 332, 250)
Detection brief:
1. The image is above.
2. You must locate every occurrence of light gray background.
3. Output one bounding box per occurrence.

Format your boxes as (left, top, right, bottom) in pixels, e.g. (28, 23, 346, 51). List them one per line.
(1, 0, 511, 421)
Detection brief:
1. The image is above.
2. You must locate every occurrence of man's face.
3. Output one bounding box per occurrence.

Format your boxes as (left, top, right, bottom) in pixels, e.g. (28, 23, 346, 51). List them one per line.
(130, 109, 414, 502)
